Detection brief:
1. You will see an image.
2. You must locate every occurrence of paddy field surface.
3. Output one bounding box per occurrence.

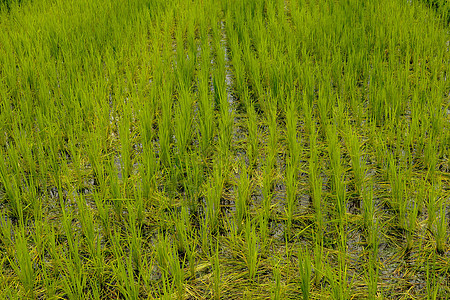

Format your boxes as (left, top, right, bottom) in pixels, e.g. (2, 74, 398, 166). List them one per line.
(0, 0, 449, 299)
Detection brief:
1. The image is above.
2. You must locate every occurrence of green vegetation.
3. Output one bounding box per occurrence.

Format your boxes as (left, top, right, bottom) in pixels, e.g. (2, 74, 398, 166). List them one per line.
(0, 0, 449, 298)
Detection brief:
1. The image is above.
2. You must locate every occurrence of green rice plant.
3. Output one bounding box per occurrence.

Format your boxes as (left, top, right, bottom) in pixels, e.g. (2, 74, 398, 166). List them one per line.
(44, 226, 62, 291)
(111, 229, 140, 299)
(206, 165, 223, 233)
(155, 231, 170, 275)
(76, 193, 97, 256)
(261, 160, 273, 230)
(325, 249, 350, 300)
(107, 158, 123, 218)
(267, 100, 278, 167)
(61, 203, 81, 273)
(326, 124, 347, 274)
(218, 107, 234, 161)
(126, 200, 143, 275)
(158, 84, 174, 169)
(271, 258, 282, 300)
(119, 101, 133, 184)
(318, 84, 332, 135)
(336, 249, 348, 300)
(123, 251, 142, 300)
(87, 131, 107, 194)
(258, 212, 270, 255)
(285, 157, 297, 238)
(185, 218, 198, 279)
(27, 177, 41, 230)
(298, 247, 311, 300)
(325, 125, 349, 299)
(388, 153, 407, 229)
(133, 185, 145, 227)
(345, 128, 366, 195)
(174, 88, 193, 161)
(38, 251, 57, 299)
(215, 43, 234, 161)
(140, 108, 158, 198)
(326, 124, 346, 224)
(285, 99, 299, 166)
(77, 194, 105, 292)
(366, 220, 380, 299)
(211, 240, 221, 300)
(309, 124, 324, 242)
(158, 271, 174, 300)
(183, 153, 203, 210)
(245, 220, 259, 281)
(155, 229, 186, 298)
(435, 199, 447, 254)
(0, 210, 14, 254)
(198, 45, 214, 156)
(246, 99, 258, 166)
(92, 190, 111, 236)
(424, 136, 438, 177)
(406, 199, 419, 251)
(230, 37, 245, 97)
(0, 153, 24, 225)
(59, 204, 87, 298)
(300, 78, 314, 135)
(174, 206, 198, 280)
(10, 229, 35, 297)
(175, 40, 195, 95)
(200, 213, 212, 257)
(174, 207, 189, 255)
(167, 240, 185, 299)
(236, 160, 250, 231)
(427, 180, 440, 233)
(426, 253, 439, 300)
(213, 42, 226, 112)
(362, 182, 375, 234)
(60, 251, 87, 299)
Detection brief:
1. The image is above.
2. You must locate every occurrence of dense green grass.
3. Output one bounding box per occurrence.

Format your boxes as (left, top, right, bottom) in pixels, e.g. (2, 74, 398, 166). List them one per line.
(0, 0, 449, 298)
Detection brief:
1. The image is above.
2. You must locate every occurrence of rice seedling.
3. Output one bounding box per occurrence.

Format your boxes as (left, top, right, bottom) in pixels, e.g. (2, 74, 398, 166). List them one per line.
(365, 219, 380, 299)
(206, 165, 223, 234)
(111, 229, 140, 299)
(156, 230, 186, 299)
(119, 101, 133, 185)
(435, 198, 447, 254)
(246, 99, 259, 166)
(362, 181, 375, 235)
(245, 220, 259, 282)
(271, 257, 282, 300)
(158, 83, 174, 169)
(426, 252, 440, 300)
(235, 159, 250, 231)
(211, 240, 221, 300)
(285, 98, 300, 166)
(176, 206, 198, 280)
(198, 38, 215, 156)
(345, 128, 366, 195)
(283, 166, 295, 237)
(427, 180, 440, 233)
(10, 229, 34, 297)
(298, 247, 311, 300)
(326, 124, 346, 227)
(174, 88, 193, 163)
(406, 198, 419, 251)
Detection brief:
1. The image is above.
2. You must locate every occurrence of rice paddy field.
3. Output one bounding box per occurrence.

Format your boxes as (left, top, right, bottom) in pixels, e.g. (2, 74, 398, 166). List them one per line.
(0, 0, 449, 298)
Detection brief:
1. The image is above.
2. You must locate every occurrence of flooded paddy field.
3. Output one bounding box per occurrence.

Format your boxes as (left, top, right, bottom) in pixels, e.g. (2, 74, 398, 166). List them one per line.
(0, 0, 449, 298)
